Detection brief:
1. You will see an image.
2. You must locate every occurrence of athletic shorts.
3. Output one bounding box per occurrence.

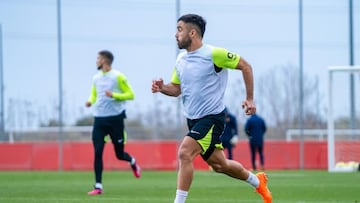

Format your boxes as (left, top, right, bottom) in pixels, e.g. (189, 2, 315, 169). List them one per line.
(186, 110, 226, 160)
(93, 111, 127, 145)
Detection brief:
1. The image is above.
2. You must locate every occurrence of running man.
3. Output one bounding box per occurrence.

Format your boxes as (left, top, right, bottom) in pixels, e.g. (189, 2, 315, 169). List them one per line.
(151, 14, 272, 203)
(86, 50, 141, 195)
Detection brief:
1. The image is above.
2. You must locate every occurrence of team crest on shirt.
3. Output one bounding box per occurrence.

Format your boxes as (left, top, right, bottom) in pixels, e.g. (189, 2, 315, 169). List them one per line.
(227, 52, 236, 60)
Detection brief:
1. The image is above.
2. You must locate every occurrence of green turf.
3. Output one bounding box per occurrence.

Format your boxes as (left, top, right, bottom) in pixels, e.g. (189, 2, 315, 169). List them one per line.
(0, 170, 359, 203)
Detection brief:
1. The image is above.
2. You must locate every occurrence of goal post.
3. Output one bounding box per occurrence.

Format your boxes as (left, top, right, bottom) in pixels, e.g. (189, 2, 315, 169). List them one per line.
(328, 65, 360, 172)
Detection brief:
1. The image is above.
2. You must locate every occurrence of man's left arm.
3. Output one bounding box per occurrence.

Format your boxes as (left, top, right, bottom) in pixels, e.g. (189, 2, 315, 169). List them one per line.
(235, 57, 254, 103)
(212, 47, 255, 115)
(111, 74, 135, 101)
(263, 119, 267, 133)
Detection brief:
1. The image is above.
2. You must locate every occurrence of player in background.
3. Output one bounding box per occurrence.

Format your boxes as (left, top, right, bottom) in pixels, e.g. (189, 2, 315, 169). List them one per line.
(245, 113, 267, 171)
(220, 107, 239, 160)
(151, 14, 272, 203)
(86, 50, 141, 195)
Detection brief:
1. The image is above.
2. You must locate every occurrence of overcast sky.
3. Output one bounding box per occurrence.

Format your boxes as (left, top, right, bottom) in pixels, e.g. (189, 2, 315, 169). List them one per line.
(0, 0, 359, 129)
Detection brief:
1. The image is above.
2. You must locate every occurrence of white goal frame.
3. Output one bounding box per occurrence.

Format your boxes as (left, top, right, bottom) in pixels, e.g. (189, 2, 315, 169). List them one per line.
(328, 65, 360, 172)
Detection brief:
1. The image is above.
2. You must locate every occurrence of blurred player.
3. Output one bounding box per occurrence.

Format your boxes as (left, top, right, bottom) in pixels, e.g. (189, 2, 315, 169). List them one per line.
(220, 107, 239, 160)
(245, 113, 267, 171)
(151, 14, 272, 203)
(86, 50, 141, 195)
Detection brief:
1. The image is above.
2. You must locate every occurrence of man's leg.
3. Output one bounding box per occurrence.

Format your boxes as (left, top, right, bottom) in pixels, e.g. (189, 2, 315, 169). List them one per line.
(93, 134, 105, 185)
(109, 115, 141, 178)
(112, 140, 141, 178)
(206, 149, 249, 180)
(250, 143, 257, 170)
(258, 145, 264, 170)
(88, 119, 106, 195)
(174, 136, 202, 203)
(206, 149, 272, 203)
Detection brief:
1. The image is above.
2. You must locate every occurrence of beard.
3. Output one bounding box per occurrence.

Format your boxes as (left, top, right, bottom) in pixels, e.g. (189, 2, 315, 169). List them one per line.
(97, 64, 103, 70)
(177, 36, 192, 49)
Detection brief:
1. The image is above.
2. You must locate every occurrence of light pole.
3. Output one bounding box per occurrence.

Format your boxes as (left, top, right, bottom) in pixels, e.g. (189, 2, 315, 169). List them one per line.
(0, 24, 4, 139)
(298, 0, 304, 170)
(56, 0, 64, 171)
(348, 0, 356, 135)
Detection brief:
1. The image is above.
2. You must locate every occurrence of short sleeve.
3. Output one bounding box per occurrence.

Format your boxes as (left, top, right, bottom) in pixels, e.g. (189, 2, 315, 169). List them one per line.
(170, 68, 180, 84)
(212, 47, 240, 69)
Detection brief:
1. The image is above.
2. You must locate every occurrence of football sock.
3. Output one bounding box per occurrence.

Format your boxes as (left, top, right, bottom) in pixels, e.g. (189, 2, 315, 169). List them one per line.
(130, 158, 136, 165)
(246, 172, 260, 188)
(174, 189, 188, 203)
(95, 182, 103, 189)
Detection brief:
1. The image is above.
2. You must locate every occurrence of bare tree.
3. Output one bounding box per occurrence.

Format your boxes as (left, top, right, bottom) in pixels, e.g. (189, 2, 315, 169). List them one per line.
(256, 64, 324, 138)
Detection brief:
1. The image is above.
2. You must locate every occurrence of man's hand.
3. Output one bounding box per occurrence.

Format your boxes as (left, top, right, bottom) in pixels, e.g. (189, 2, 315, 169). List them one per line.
(152, 78, 164, 93)
(105, 90, 113, 97)
(242, 100, 256, 115)
(85, 101, 92, 107)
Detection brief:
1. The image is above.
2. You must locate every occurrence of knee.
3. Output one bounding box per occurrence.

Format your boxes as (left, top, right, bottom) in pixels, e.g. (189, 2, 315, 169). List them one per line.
(177, 148, 193, 163)
(94, 149, 103, 159)
(115, 152, 125, 160)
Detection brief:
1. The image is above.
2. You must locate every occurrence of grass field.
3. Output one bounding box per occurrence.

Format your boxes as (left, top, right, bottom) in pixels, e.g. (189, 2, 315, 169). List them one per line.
(0, 170, 359, 203)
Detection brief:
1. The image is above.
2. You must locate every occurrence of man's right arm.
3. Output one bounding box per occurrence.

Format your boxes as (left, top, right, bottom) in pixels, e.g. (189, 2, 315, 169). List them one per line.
(152, 79, 181, 97)
(161, 83, 181, 97)
(152, 68, 181, 97)
(263, 119, 267, 133)
(86, 84, 96, 107)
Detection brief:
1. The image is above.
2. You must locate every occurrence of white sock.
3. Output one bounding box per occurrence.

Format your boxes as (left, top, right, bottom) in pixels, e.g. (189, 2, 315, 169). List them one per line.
(130, 158, 136, 165)
(95, 182, 103, 189)
(174, 189, 188, 203)
(246, 172, 260, 188)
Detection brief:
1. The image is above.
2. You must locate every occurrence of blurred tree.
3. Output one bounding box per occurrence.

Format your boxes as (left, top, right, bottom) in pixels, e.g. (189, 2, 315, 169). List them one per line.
(75, 115, 93, 126)
(335, 117, 360, 129)
(255, 64, 325, 138)
(40, 119, 64, 127)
